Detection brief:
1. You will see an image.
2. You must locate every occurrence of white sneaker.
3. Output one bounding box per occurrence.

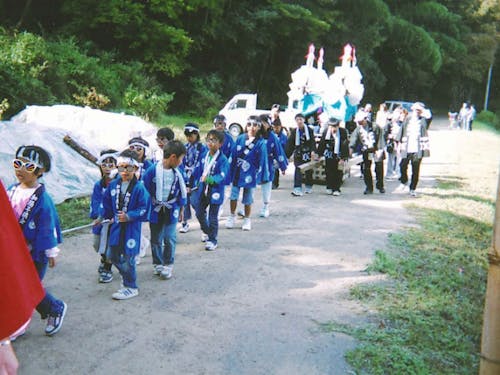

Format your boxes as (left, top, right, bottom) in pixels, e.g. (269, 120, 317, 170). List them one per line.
(333, 191, 340, 196)
(326, 189, 333, 195)
(201, 233, 209, 242)
(135, 255, 141, 265)
(396, 183, 408, 192)
(304, 186, 313, 194)
(259, 206, 270, 218)
(160, 265, 173, 280)
(112, 287, 139, 300)
(242, 218, 251, 231)
(205, 241, 218, 251)
(410, 190, 417, 197)
(237, 208, 245, 217)
(291, 188, 303, 196)
(179, 222, 189, 233)
(225, 214, 236, 229)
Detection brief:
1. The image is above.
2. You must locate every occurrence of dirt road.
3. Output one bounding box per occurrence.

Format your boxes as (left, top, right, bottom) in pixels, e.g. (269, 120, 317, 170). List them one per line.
(14, 117, 498, 374)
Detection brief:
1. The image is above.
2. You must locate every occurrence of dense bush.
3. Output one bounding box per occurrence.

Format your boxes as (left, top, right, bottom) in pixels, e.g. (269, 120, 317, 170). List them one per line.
(188, 74, 224, 119)
(476, 110, 500, 130)
(0, 28, 174, 119)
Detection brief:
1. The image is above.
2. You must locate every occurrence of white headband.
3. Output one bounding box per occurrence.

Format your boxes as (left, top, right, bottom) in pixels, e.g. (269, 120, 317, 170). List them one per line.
(184, 125, 199, 133)
(129, 142, 148, 151)
(97, 152, 119, 165)
(116, 157, 140, 167)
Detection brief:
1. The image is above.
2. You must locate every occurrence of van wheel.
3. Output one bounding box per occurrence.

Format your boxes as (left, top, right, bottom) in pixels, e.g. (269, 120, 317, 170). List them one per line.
(228, 123, 243, 138)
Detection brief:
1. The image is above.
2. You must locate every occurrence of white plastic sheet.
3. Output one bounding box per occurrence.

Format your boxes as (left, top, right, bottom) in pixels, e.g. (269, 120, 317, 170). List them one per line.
(1, 105, 159, 203)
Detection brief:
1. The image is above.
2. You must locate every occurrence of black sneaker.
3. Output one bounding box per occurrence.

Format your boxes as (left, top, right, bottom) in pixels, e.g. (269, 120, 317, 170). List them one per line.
(379, 188, 386, 193)
(45, 302, 68, 336)
(99, 271, 113, 283)
(363, 189, 373, 195)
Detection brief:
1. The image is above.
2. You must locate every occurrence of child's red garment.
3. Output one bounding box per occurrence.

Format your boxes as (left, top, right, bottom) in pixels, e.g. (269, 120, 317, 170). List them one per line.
(0, 182, 44, 339)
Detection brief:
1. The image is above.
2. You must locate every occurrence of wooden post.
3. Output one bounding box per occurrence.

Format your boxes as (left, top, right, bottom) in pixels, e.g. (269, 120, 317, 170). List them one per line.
(480, 170, 500, 374)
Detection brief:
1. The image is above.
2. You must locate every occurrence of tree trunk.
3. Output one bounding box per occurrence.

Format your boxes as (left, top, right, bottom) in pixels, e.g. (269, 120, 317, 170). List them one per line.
(480, 170, 500, 374)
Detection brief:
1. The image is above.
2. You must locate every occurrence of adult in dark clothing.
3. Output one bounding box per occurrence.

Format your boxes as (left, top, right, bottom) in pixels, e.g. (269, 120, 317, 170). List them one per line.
(285, 113, 317, 196)
(349, 110, 386, 194)
(317, 118, 349, 195)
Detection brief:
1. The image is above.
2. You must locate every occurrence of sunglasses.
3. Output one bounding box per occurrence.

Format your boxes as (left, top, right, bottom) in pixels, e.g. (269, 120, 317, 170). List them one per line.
(129, 145, 144, 151)
(247, 122, 260, 127)
(13, 159, 39, 172)
(101, 162, 116, 168)
(117, 165, 136, 172)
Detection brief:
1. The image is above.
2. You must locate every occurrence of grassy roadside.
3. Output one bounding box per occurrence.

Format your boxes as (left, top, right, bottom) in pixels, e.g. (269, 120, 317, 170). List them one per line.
(319, 124, 498, 374)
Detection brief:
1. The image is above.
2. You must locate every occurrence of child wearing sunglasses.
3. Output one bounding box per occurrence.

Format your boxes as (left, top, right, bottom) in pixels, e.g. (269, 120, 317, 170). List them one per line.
(143, 141, 187, 280)
(7, 145, 67, 336)
(191, 130, 229, 250)
(89, 149, 118, 283)
(128, 137, 152, 180)
(101, 150, 151, 300)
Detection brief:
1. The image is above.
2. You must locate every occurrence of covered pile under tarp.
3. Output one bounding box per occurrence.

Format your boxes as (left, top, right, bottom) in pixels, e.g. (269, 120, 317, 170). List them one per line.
(0, 105, 158, 203)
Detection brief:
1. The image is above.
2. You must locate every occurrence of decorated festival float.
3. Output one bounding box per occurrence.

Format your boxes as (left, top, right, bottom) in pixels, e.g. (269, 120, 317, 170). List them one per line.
(289, 43, 365, 181)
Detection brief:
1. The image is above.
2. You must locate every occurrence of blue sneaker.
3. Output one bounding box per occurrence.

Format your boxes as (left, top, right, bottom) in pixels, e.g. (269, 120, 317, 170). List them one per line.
(45, 302, 68, 336)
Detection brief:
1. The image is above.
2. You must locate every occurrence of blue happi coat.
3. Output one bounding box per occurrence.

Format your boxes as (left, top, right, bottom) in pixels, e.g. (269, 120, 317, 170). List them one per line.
(89, 178, 112, 235)
(143, 163, 187, 224)
(191, 151, 229, 206)
(221, 131, 235, 160)
(230, 134, 269, 188)
(7, 183, 62, 263)
(263, 129, 288, 180)
(182, 141, 208, 188)
(273, 128, 288, 150)
(102, 177, 150, 256)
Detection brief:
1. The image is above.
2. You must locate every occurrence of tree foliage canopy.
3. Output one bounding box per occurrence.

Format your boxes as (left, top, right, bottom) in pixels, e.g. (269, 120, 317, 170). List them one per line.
(0, 0, 498, 117)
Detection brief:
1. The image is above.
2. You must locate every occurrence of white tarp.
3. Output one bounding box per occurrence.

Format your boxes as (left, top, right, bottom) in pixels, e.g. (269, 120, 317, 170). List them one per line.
(0, 105, 159, 203)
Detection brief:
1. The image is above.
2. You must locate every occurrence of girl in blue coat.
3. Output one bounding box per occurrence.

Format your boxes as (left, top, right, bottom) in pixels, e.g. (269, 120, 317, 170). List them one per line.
(89, 149, 118, 283)
(191, 130, 229, 250)
(102, 150, 151, 300)
(8, 145, 67, 336)
(226, 116, 269, 231)
(179, 123, 208, 233)
(271, 118, 288, 189)
(258, 114, 288, 218)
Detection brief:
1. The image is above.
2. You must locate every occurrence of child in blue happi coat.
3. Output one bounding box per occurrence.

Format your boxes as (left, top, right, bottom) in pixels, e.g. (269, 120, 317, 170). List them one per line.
(102, 150, 151, 300)
(271, 118, 288, 189)
(213, 114, 235, 163)
(191, 129, 229, 251)
(226, 116, 269, 231)
(258, 114, 288, 218)
(179, 123, 207, 233)
(7, 145, 67, 336)
(89, 149, 118, 283)
(128, 136, 152, 180)
(143, 140, 187, 280)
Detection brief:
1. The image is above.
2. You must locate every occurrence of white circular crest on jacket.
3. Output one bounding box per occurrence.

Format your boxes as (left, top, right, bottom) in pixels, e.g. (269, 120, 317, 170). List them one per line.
(278, 155, 285, 162)
(110, 189, 117, 196)
(28, 221, 36, 230)
(212, 192, 220, 200)
(236, 145, 242, 151)
(140, 209, 146, 216)
(173, 209, 179, 218)
(127, 239, 136, 249)
(245, 175, 253, 183)
(242, 160, 250, 172)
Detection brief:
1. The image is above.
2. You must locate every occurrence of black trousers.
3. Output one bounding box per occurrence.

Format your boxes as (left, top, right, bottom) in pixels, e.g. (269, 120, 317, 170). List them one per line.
(400, 153, 422, 190)
(325, 158, 343, 191)
(363, 159, 384, 191)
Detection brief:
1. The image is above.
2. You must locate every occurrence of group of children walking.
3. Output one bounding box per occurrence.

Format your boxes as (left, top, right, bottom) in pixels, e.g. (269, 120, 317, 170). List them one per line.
(4, 103, 429, 340)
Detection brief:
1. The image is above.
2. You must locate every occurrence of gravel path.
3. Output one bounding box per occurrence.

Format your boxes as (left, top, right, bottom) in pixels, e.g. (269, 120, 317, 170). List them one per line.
(16, 117, 494, 375)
